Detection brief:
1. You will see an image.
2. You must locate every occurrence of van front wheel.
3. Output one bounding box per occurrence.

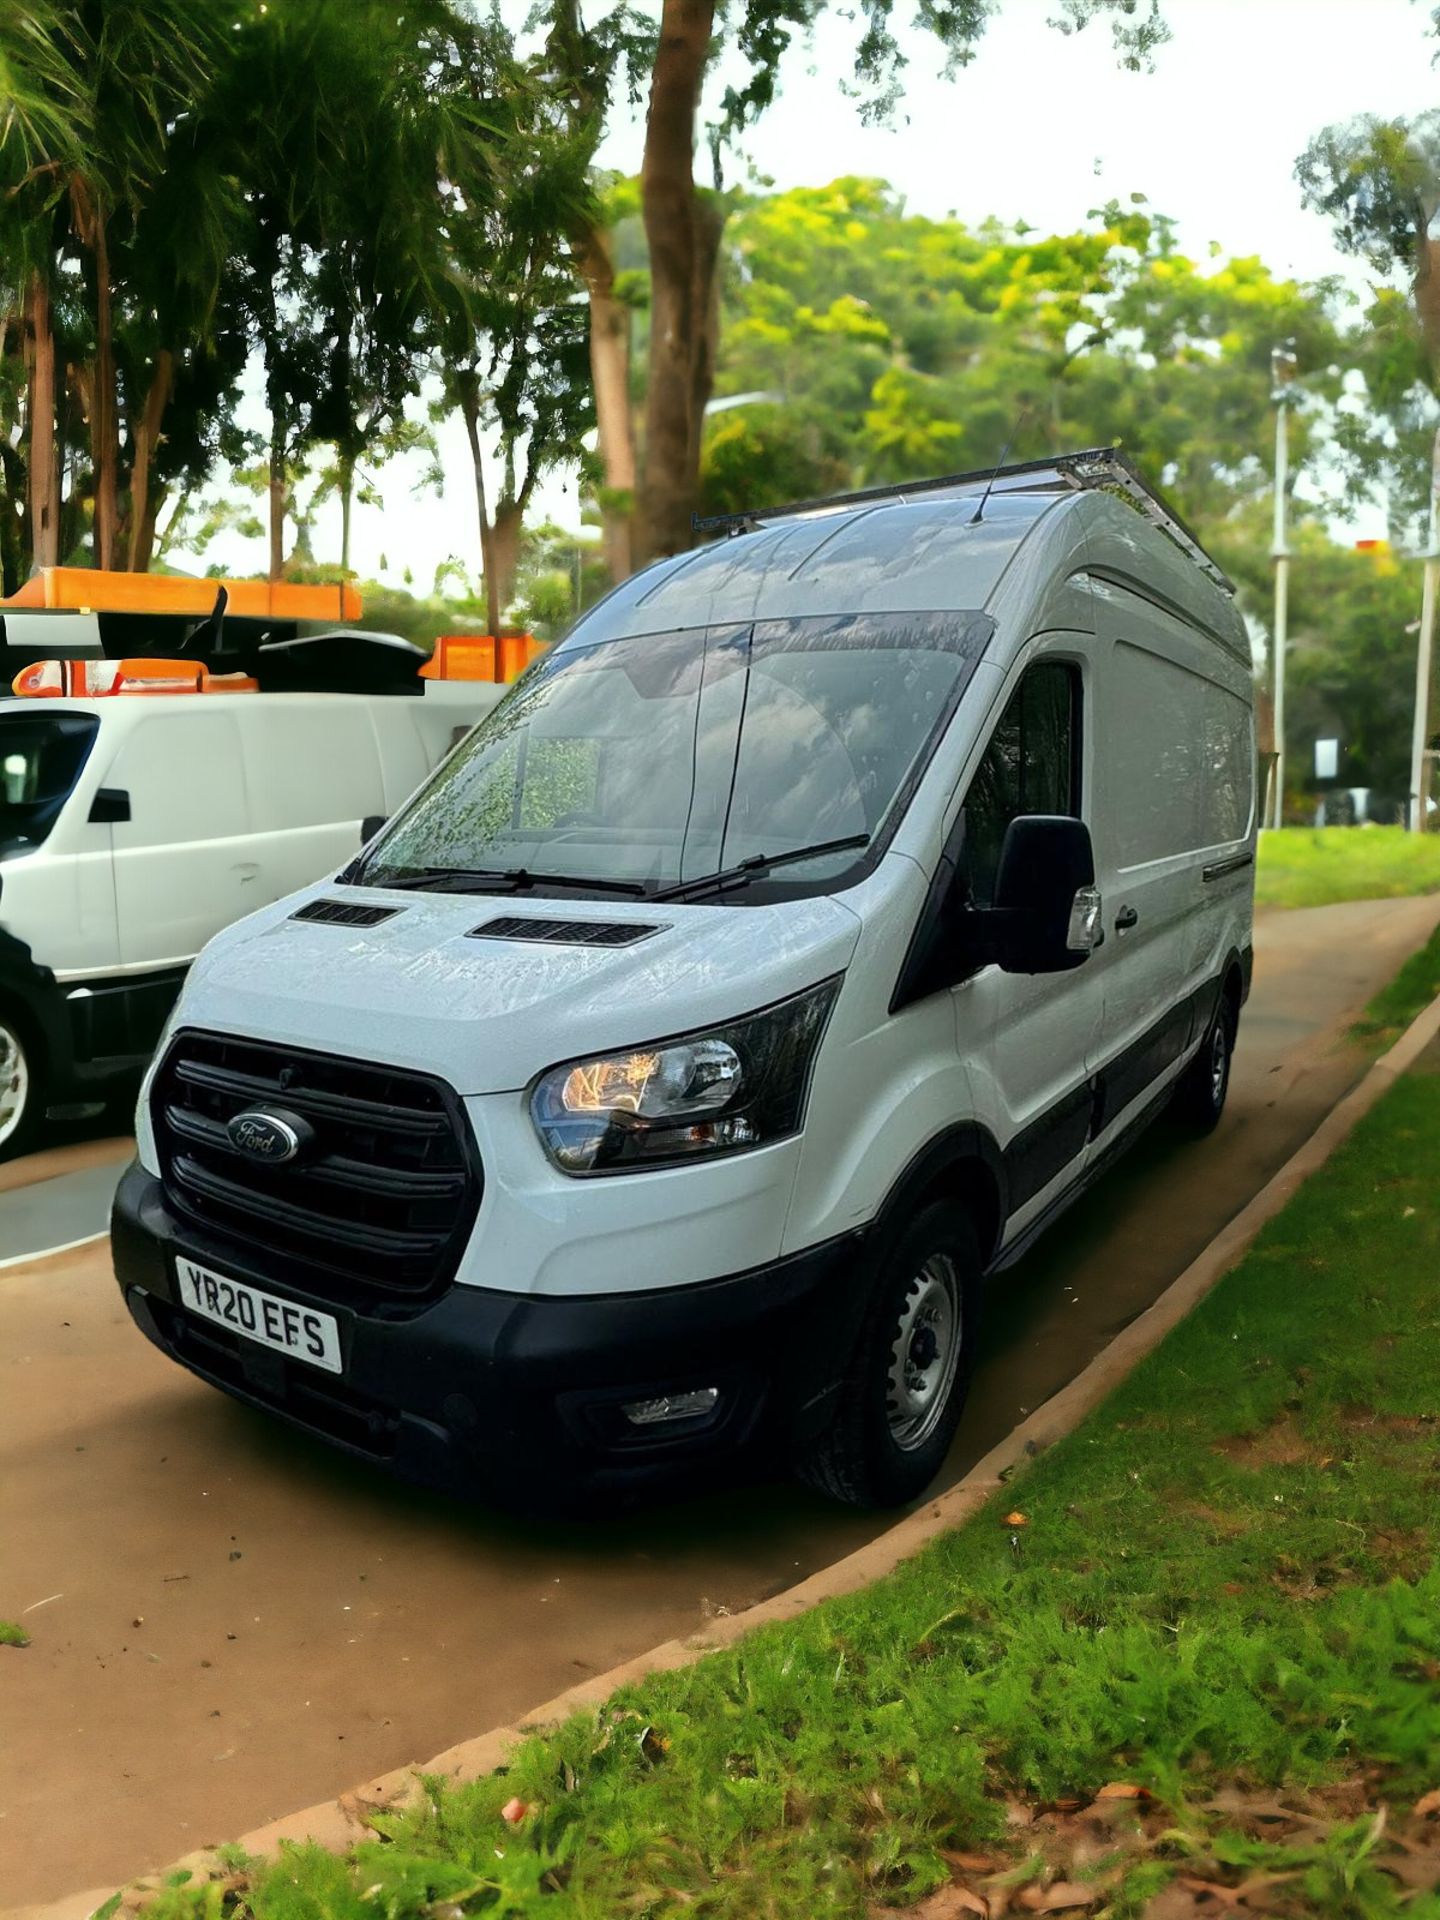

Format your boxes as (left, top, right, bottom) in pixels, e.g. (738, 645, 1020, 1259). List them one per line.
(0, 1011, 41, 1162)
(796, 1200, 983, 1508)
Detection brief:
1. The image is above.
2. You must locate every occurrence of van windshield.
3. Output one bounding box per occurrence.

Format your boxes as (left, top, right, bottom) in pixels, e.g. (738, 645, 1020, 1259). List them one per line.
(0, 710, 99, 860)
(361, 613, 992, 899)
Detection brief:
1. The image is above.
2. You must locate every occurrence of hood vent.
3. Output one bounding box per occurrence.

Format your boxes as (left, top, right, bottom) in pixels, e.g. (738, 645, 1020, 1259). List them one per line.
(290, 898, 401, 929)
(468, 915, 664, 949)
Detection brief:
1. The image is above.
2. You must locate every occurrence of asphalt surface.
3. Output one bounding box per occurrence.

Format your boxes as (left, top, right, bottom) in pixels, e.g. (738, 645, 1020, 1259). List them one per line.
(4, 894, 1438, 1909)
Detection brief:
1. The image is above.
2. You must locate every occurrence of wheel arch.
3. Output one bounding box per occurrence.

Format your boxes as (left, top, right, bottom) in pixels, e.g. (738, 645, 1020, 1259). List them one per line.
(873, 1123, 1008, 1270)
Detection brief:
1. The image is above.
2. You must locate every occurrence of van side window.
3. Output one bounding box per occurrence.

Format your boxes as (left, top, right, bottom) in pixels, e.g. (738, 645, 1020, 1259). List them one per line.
(963, 661, 1081, 907)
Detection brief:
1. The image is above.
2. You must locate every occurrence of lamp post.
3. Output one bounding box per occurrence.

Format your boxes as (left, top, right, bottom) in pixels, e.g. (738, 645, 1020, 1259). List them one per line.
(1269, 342, 1298, 831)
(1408, 426, 1440, 831)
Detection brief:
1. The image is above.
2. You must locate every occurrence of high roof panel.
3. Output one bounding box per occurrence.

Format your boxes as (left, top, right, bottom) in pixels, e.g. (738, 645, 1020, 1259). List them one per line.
(567, 489, 1058, 642)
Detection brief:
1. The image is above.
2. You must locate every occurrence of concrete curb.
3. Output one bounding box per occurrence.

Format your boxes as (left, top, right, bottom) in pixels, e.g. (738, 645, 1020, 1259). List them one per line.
(23, 989, 1440, 1920)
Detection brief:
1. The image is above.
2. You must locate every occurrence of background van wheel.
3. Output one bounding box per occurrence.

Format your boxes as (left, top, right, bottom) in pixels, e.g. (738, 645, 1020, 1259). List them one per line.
(796, 1200, 983, 1509)
(0, 1011, 43, 1162)
(1172, 996, 1235, 1135)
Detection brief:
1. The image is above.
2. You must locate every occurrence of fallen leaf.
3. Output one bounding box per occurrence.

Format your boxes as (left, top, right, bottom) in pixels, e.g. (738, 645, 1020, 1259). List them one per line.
(912, 1887, 989, 1918)
(1003, 1512, 1029, 1528)
(500, 1798, 529, 1824)
(1017, 1881, 1097, 1911)
(1096, 1783, 1153, 1802)
(942, 1850, 1005, 1875)
(1413, 1787, 1440, 1819)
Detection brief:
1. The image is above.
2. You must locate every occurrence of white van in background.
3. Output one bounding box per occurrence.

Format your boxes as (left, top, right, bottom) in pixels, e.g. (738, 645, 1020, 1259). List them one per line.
(0, 671, 503, 1154)
(114, 450, 1256, 1510)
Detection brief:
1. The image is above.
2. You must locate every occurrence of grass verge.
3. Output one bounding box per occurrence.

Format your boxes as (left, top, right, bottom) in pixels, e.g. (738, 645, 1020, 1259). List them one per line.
(1351, 922, 1440, 1052)
(144, 1065, 1440, 1920)
(1256, 825, 1440, 910)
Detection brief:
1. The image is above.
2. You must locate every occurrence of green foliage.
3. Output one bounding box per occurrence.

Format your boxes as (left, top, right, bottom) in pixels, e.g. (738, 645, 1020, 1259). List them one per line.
(0, 1620, 30, 1648)
(1297, 111, 1440, 537)
(156, 1063, 1440, 1915)
(0, 1, 592, 585)
(701, 403, 850, 515)
(1214, 518, 1421, 809)
(506, 521, 609, 640)
(703, 179, 1348, 524)
(1255, 826, 1440, 911)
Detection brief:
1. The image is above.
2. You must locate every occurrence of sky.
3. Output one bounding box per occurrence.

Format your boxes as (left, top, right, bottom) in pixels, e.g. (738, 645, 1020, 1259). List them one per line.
(201, 0, 1439, 593)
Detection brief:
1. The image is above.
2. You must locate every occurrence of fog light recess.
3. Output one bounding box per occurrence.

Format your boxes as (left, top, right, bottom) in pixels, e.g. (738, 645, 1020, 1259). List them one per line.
(622, 1387, 721, 1427)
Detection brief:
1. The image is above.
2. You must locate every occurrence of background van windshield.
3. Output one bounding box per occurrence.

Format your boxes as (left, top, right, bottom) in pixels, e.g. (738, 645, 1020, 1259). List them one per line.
(363, 613, 988, 896)
(0, 711, 98, 860)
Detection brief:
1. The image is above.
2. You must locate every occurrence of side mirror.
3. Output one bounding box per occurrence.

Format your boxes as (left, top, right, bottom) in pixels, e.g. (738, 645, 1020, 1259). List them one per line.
(986, 814, 1101, 975)
(361, 814, 387, 845)
(89, 786, 131, 825)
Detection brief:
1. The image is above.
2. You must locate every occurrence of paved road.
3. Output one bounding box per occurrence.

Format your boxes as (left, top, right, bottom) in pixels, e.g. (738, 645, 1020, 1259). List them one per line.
(4, 895, 1438, 1909)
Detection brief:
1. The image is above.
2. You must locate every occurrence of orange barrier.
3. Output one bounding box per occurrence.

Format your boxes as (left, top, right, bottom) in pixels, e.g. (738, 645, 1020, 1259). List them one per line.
(11, 658, 260, 698)
(420, 633, 546, 684)
(1, 568, 362, 622)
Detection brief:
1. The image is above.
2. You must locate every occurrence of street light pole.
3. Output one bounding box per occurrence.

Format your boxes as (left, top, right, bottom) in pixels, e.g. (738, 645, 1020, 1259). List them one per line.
(1269, 342, 1297, 832)
(1408, 425, 1440, 832)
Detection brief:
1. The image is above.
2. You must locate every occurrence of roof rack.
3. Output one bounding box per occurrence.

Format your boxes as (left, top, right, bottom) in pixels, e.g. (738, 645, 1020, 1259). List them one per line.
(691, 445, 1233, 595)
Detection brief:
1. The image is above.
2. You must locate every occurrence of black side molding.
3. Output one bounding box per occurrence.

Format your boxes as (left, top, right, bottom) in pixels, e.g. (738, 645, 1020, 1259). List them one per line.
(1201, 851, 1254, 883)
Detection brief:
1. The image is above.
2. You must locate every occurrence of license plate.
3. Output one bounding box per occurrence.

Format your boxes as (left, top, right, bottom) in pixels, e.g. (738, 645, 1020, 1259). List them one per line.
(175, 1257, 342, 1374)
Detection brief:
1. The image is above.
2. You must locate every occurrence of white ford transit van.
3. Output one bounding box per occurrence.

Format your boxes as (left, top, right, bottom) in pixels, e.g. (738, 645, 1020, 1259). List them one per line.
(113, 451, 1255, 1508)
(0, 666, 502, 1153)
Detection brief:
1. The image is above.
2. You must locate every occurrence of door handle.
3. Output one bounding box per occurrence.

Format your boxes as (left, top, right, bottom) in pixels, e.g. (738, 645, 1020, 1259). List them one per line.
(1114, 904, 1139, 932)
(233, 861, 260, 881)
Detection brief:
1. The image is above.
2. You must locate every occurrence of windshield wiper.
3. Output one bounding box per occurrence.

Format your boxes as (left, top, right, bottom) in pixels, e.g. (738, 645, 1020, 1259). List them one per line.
(373, 865, 651, 898)
(652, 833, 871, 903)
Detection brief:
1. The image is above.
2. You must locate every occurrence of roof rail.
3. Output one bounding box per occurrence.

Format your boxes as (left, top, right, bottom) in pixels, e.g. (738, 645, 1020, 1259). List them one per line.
(691, 445, 1233, 594)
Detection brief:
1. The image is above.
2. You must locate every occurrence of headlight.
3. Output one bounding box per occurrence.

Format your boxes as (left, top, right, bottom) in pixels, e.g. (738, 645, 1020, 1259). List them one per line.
(530, 979, 840, 1174)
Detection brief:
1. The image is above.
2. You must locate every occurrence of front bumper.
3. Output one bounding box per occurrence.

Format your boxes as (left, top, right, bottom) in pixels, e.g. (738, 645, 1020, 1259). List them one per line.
(111, 1162, 868, 1502)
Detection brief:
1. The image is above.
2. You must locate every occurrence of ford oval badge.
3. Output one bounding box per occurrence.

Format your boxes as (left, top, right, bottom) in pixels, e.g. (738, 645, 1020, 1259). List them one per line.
(226, 1107, 312, 1165)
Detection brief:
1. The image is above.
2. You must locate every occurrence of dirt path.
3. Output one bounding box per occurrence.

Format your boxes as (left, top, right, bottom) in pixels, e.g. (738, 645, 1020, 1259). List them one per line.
(3, 895, 1437, 1908)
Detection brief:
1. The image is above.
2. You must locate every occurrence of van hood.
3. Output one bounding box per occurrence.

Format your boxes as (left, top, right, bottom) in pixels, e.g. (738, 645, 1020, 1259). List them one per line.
(178, 883, 865, 1094)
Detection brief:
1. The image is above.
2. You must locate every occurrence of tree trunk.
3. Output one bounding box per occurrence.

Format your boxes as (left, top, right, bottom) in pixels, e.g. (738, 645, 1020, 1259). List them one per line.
(458, 378, 500, 640)
(1416, 231, 1440, 388)
(125, 349, 173, 571)
(491, 499, 524, 625)
(153, 483, 189, 565)
(0, 442, 25, 597)
(638, 0, 715, 564)
(130, 482, 168, 574)
(339, 452, 354, 573)
(686, 195, 725, 489)
(24, 275, 59, 572)
(91, 208, 119, 571)
(576, 220, 637, 581)
(268, 420, 287, 582)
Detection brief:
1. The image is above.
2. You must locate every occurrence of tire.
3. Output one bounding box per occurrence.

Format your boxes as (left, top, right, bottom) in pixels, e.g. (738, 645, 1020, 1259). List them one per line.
(796, 1199, 984, 1508)
(0, 1008, 43, 1162)
(1171, 994, 1235, 1135)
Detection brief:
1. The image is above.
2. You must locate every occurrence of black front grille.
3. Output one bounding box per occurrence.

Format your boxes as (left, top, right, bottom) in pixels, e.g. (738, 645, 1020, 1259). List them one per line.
(153, 1031, 480, 1305)
(290, 899, 401, 928)
(468, 915, 663, 948)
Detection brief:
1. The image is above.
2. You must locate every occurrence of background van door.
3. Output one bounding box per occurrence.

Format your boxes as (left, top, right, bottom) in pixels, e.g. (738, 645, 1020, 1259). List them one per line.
(109, 707, 253, 967)
(237, 698, 384, 899)
(1085, 576, 1254, 1139)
